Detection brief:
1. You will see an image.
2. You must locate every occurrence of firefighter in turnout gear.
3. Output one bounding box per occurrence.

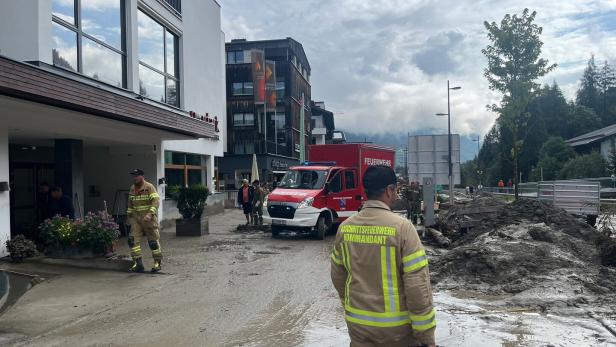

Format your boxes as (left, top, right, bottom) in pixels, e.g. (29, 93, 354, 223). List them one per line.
(331, 166, 436, 347)
(126, 169, 162, 273)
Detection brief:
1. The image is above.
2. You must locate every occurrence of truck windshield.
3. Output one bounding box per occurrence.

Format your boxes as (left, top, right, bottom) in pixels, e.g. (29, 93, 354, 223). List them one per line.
(278, 170, 328, 189)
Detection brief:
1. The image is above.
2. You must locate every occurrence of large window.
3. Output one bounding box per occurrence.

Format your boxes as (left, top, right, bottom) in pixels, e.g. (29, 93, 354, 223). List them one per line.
(227, 51, 244, 64)
(232, 82, 253, 96)
(138, 10, 180, 107)
(164, 151, 203, 195)
(51, 0, 125, 88)
(276, 81, 285, 100)
(233, 113, 254, 127)
(234, 142, 255, 155)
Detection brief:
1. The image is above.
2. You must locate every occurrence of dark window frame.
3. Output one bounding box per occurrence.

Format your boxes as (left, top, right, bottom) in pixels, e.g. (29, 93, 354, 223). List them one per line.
(51, 0, 127, 88)
(137, 9, 181, 107)
(232, 82, 253, 96)
(233, 113, 255, 127)
(226, 51, 244, 64)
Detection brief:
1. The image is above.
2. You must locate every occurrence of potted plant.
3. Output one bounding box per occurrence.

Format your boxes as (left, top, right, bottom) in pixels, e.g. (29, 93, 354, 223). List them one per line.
(5, 235, 37, 262)
(175, 185, 211, 236)
(39, 212, 120, 258)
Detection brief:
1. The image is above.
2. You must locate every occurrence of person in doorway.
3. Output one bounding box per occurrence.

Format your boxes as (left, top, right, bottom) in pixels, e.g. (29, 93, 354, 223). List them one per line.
(507, 179, 513, 188)
(49, 186, 75, 219)
(237, 179, 254, 225)
(252, 179, 266, 226)
(498, 179, 505, 192)
(331, 166, 436, 347)
(126, 169, 162, 273)
(38, 182, 51, 219)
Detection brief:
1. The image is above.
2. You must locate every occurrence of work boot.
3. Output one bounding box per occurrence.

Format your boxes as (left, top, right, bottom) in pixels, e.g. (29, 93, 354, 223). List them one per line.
(151, 260, 162, 273)
(129, 258, 145, 273)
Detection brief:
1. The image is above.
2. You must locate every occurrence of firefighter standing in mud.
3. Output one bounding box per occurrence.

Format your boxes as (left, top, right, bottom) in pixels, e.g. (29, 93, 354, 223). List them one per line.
(402, 182, 422, 225)
(126, 169, 163, 273)
(331, 165, 436, 347)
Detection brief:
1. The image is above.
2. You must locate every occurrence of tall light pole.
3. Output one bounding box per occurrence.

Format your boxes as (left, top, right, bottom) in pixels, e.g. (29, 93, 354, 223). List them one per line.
(472, 135, 480, 159)
(436, 80, 461, 204)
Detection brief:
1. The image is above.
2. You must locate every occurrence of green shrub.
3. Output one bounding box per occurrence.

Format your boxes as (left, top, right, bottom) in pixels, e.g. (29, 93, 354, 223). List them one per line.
(166, 185, 181, 199)
(177, 185, 210, 219)
(6, 235, 37, 262)
(39, 212, 120, 255)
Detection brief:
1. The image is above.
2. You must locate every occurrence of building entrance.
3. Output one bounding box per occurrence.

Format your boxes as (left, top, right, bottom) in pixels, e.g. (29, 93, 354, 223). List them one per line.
(9, 163, 54, 240)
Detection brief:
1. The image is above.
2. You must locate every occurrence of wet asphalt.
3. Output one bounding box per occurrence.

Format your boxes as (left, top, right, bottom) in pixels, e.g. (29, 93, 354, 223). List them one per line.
(0, 209, 615, 346)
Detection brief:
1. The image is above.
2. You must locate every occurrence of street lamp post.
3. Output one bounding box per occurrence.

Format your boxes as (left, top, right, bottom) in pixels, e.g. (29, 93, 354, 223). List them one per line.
(436, 80, 461, 204)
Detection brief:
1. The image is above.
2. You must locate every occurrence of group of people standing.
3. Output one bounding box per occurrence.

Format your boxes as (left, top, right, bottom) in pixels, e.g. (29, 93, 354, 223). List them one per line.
(237, 179, 267, 225)
(400, 181, 422, 225)
(37, 183, 75, 221)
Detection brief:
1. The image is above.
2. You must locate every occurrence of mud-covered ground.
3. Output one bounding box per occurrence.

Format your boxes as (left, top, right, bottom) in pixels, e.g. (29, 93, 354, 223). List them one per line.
(1, 209, 615, 346)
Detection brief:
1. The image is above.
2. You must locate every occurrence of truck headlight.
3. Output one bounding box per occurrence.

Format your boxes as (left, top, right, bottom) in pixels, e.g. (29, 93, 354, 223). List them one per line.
(263, 195, 268, 208)
(297, 197, 314, 209)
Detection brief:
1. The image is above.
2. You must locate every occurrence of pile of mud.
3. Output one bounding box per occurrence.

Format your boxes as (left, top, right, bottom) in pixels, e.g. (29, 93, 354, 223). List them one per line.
(432, 197, 616, 296)
(234, 224, 271, 233)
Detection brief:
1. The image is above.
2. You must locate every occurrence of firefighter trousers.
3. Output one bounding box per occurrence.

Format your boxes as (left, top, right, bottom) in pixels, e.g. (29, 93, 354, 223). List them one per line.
(128, 215, 162, 262)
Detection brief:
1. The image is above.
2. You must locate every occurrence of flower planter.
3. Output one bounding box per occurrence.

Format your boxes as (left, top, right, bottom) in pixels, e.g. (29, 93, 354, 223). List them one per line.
(46, 246, 102, 259)
(176, 216, 209, 237)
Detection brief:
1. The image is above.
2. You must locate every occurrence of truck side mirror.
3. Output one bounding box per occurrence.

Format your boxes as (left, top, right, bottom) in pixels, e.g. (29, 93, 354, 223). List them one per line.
(324, 182, 330, 194)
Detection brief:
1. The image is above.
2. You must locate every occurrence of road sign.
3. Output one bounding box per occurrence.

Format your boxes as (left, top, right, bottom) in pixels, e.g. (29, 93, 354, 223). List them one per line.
(408, 134, 461, 186)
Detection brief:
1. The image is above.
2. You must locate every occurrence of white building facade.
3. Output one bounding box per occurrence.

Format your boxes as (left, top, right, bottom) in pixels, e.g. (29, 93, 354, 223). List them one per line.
(0, 0, 226, 256)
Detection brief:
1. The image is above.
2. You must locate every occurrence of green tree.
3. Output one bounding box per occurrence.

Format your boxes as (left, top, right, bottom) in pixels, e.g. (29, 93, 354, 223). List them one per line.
(567, 104, 602, 138)
(598, 60, 616, 126)
(576, 55, 599, 111)
(559, 152, 607, 179)
(482, 8, 556, 198)
(530, 136, 576, 181)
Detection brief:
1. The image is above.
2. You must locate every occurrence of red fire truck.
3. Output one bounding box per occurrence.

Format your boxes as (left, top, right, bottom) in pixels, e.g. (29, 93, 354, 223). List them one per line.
(263, 143, 396, 239)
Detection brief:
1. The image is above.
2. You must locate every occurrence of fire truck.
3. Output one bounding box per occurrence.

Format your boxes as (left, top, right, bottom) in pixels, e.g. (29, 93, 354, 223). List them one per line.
(263, 143, 396, 239)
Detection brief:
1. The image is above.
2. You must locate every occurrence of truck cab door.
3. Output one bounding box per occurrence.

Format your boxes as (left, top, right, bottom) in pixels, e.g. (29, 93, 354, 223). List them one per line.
(325, 169, 357, 221)
(343, 169, 362, 212)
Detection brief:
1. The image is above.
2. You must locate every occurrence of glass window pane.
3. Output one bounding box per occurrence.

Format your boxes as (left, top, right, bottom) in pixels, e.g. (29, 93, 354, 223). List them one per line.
(232, 82, 243, 95)
(186, 154, 201, 166)
(244, 113, 254, 125)
(236, 51, 244, 63)
(52, 0, 75, 25)
(137, 10, 164, 71)
(171, 152, 186, 165)
(166, 30, 176, 76)
(139, 65, 165, 103)
(81, 0, 122, 50)
(82, 36, 123, 87)
(188, 170, 203, 186)
(276, 81, 285, 99)
(227, 51, 234, 64)
(166, 78, 178, 107)
(233, 114, 243, 126)
(164, 151, 173, 164)
(164, 168, 183, 187)
(52, 23, 78, 71)
(244, 82, 253, 95)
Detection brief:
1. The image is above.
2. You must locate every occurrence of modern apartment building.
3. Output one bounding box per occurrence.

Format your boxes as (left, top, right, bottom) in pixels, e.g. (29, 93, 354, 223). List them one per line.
(218, 38, 311, 188)
(0, 0, 226, 256)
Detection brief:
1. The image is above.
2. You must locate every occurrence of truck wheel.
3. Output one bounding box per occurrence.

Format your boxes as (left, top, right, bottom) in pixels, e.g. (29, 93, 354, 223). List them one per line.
(272, 225, 282, 238)
(314, 215, 327, 240)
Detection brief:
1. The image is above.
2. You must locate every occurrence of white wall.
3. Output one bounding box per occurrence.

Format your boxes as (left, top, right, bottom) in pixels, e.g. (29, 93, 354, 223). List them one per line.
(0, 0, 52, 63)
(163, 0, 226, 158)
(0, 124, 9, 257)
(83, 144, 162, 219)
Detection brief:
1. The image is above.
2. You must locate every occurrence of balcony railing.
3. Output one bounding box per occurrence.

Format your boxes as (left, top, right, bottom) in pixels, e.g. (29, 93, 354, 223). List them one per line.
(163, 0, 181, 13)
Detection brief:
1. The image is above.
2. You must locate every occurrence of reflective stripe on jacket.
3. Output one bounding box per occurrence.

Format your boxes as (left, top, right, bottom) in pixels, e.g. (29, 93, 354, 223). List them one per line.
(330, 200, 436, 345)
(127, 181, 160, 216)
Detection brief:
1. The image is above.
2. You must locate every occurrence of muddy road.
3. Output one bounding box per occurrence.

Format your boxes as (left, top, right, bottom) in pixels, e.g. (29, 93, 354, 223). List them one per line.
(1, 209, 615, 346)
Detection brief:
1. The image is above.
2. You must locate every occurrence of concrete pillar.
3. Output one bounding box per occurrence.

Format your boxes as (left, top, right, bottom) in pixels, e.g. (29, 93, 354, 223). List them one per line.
(0, 124, 10, 257)
(54, 139, 84, 219)
(155, 142, 164, 221)
(205, 155, 215, 193)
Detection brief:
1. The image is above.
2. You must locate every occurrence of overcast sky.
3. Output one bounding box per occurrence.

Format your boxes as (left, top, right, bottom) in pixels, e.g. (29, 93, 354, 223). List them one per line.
(220, 0, 616, 138)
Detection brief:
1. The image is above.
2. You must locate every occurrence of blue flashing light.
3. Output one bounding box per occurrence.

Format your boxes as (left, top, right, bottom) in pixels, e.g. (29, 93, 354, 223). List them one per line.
(302, 161, 337, 166)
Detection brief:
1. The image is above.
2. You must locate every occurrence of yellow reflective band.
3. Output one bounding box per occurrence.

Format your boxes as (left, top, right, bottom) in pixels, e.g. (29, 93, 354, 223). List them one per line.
(331, 253, 342, 265)
(149, 206, 158, 213)
(149, 193, 160, 199)
(345, 305, 409, 318)
(402, 249, 426, 263)
(129, 195, 151, 201)
(152, 249, 162, 255)
(410, 308, 436, 331)
(343, 243, 352, 307)
(380, 246, 390, 312)
(345, 312, 410, 328)
(403, 249, 429, 273)
(340, 225, 396, 236)
(333, 247, 340, 258)
(390, 247, 400, 312)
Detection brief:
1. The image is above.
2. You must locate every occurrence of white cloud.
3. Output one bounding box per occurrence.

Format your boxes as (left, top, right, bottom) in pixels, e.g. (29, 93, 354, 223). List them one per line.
(221, 0, 616, 137)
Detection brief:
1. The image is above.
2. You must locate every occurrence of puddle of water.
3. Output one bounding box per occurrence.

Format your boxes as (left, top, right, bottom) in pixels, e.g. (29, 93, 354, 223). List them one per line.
(0, 270, 38, 316)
